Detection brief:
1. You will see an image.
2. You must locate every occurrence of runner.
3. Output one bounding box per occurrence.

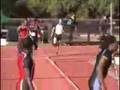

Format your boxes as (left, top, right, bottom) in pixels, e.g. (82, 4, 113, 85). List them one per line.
(27, 18, 41, 48)
(89, 35, 118, 90)
(53, 19, 63, 45)
(65, 13, 76, 45)
(17, 21, 37, 90)
(99, 15, 110, 36)
(53, 19, 64, 54)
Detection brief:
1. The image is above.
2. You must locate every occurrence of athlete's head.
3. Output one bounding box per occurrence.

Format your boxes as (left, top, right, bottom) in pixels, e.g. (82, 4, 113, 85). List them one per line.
(58, 18, 62, 24)
(109, 42, 118, 53)
(100, 34, 117, 50)
(103, 16, 106, 20)
(22, 20, 27, 26)
(71, 14, 75, 20)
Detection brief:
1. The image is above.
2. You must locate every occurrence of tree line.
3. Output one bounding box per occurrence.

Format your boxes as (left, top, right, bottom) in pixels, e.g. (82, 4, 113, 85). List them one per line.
(1, 0, 119, 18)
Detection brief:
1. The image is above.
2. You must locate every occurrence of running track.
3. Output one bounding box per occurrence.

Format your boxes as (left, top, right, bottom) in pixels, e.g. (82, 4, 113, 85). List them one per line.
(1, 45, 119, 90)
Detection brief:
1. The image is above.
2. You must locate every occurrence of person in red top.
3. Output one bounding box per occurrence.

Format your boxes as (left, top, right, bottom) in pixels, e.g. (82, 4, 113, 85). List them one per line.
(17, 21, 37, 90)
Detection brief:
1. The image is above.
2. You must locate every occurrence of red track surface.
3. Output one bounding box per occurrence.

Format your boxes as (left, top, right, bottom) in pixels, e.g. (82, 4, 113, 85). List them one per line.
(1, 45, 119, 90)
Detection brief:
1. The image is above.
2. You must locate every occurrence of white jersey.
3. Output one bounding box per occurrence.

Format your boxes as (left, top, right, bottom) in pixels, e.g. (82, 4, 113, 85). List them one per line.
(55, 24, 63, 35)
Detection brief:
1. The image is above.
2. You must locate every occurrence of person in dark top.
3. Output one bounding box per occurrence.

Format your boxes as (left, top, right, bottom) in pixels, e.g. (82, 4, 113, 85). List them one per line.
(27, 18, 41, 47)
(89, 35, 118, 90)
(67, 13, 77, 45)
(17, 21, 37, 90)
(99, 15, 110, 36)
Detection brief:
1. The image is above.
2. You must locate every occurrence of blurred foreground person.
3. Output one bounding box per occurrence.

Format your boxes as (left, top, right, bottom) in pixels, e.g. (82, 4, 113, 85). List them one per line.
(17, 21, 37, 90)
(89, 35, 118, 90)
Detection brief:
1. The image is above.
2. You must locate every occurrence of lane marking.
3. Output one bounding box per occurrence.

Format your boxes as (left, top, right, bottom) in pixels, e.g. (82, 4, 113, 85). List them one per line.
(46, 57, 80, 90)
(20, 80, 23, 90)
(32, 81, 37, 90)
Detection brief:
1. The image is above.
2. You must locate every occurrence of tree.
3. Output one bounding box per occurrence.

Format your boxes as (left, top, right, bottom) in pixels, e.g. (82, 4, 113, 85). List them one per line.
(1, 0, 17, 17)
(1, 0, 119, 18)
(87, 0, 119, 18)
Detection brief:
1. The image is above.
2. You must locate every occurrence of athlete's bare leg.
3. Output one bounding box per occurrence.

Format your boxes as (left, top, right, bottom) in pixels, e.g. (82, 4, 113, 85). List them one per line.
(24, 68, 34, 90)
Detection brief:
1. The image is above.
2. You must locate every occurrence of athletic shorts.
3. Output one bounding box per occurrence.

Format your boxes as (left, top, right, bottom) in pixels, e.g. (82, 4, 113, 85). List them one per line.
(55, 34, 62, 41)
(93, 77, 101, 90)
(32, 36, 38, 43)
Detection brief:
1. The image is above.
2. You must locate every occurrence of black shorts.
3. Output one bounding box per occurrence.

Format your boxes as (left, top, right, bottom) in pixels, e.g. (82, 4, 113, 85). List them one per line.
(32, 36, 38, 43)
(55, 34, 62, 41)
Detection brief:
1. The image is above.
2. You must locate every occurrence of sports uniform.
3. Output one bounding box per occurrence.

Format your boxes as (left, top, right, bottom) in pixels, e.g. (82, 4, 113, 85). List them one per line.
(53, 19, 63, 45)
(17, 24, 36, 90)
(93, 49, 112, 90)
(89, 35, 117, 90)
(27, 19, 40, 48)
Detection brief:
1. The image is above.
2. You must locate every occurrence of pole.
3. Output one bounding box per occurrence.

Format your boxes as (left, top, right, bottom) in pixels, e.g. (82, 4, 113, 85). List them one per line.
(110, 2, 113, 35)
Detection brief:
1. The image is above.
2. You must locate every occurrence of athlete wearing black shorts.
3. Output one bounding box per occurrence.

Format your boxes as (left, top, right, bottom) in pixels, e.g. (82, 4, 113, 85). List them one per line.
(55, 34, 62, 42)
(53, 19, 63, 46)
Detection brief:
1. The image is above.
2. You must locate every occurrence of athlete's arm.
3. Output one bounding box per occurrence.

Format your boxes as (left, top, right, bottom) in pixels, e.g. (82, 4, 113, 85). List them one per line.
(17, 26, 21, 32)
(33, 40, 38, 50)
(97, 56, 108, 90)
(51, 27, 55, 37)
(62, 25, 64, 33)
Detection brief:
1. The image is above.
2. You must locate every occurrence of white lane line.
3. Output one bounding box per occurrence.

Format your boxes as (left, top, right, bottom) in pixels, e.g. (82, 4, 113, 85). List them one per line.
(20, 80, 23, 90)
(32, 81, 37, 90)
(46, 57, 80, 90)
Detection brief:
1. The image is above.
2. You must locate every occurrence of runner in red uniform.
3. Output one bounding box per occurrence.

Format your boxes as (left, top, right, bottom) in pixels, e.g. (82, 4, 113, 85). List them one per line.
(17, 21, 37, 90)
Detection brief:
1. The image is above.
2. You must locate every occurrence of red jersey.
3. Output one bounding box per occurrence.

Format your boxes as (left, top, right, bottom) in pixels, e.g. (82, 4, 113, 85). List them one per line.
(18, 25, 29, 39)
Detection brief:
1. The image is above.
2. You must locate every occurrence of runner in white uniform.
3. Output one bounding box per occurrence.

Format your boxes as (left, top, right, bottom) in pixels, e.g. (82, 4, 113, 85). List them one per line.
(53, 19, 64, 45)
